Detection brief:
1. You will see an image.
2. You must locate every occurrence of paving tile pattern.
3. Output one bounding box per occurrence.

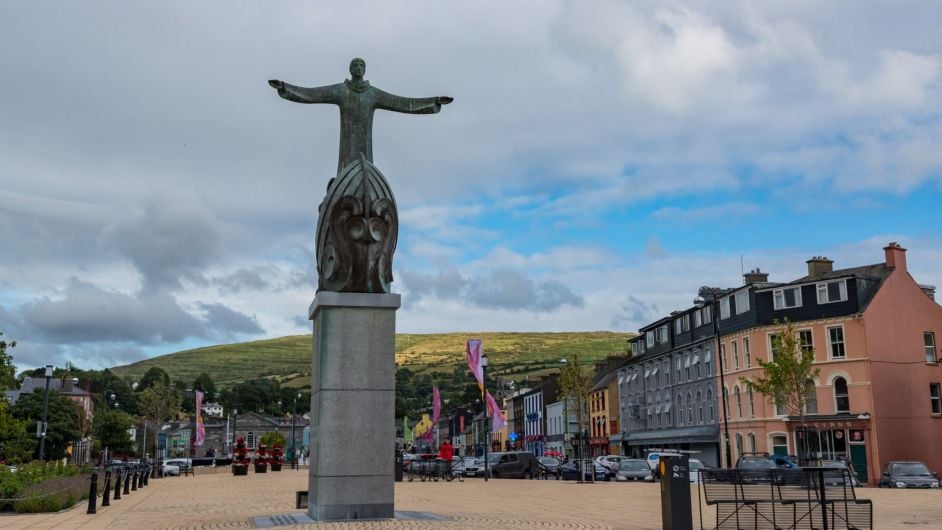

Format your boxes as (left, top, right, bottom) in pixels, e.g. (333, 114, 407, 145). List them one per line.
(1, 469, 940, 529)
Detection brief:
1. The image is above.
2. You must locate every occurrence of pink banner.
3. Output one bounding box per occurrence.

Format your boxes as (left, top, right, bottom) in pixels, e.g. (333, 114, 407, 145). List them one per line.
(466, 339, 483, 391)
(485, 391, 506, 433)
(195, 390, 206, 446)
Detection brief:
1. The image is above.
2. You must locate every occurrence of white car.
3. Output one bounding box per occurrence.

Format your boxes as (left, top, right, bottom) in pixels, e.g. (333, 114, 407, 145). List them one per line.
(163, 458, 192, 472)
(162, 462, 181, 476)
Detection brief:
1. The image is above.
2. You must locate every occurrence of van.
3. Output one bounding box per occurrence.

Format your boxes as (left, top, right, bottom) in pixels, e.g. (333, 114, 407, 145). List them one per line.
(645, 451, 683, 477)
(487, 451, 539, 479)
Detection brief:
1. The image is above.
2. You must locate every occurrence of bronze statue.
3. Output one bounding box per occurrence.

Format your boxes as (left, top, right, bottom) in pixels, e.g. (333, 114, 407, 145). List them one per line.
(269, 58, 452, 294)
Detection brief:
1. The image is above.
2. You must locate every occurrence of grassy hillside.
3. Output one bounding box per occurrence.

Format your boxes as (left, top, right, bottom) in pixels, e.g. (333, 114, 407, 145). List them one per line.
(110, 331, 633, 387)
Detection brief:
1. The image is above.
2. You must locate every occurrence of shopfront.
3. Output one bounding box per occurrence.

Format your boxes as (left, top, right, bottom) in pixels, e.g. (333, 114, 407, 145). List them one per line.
(789, 415, 871, 483)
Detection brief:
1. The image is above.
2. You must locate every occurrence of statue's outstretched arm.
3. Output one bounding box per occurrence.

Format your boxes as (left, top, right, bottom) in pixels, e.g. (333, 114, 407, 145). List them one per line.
(376, 89, 452, 114)
(269, 80, 340, 105)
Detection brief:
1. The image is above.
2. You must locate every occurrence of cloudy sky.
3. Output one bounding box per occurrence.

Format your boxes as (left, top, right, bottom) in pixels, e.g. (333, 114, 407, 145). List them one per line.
(2, 1, 941, 370)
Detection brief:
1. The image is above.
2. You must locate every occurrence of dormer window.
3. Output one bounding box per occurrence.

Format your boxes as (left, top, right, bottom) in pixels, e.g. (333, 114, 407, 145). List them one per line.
(773, 287, 802, 309)
(734, 290, 750, 314)
(674, 314, 690, 335)
(816, 280, 848, 304)
(656, 325, 669, 343)
(720, 297, 731, 319)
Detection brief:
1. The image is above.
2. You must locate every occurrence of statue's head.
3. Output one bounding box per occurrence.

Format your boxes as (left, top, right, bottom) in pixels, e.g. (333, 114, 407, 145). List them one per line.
(349, 58, 366, 78)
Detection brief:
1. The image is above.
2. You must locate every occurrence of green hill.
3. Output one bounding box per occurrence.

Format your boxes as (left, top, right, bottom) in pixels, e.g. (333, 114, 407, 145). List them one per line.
(110, 331, 633, 387)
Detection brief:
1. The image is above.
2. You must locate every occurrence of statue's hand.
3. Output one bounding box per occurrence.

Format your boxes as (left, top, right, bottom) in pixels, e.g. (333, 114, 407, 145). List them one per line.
(436, 96, 454, 105)
(269, 79, 284, 90)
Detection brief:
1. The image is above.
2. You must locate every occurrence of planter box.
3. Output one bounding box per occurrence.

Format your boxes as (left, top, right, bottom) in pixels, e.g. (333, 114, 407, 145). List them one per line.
(232, 465, 248, 476)
(270, 463, 283, 472)
(254, 464, 268, 473)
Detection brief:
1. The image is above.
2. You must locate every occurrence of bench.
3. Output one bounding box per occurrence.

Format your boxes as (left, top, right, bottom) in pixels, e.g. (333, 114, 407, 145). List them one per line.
(701, 468, 872, 530)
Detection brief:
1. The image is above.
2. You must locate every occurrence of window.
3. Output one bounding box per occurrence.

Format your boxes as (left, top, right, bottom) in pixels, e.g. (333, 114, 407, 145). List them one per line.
(748, 388, 755, 417)
(707, 390, 714, 422)
(656, 325, 669, 344)
(705, 347, 713, 376)
(817, 280, 848, 304)
(675, 319, 682, 335)
(769, 333, 783, 362)
(735, 433, 744, 458)
(804, 380, 818, 415)
(646, 331, 655, 348)
(775, 400, 787, 416)
(734, 386, 742, 418)
(721, 344, 727, 372)
(732, 340, 740, 370)
(675, 357, 681, 381)
(926, 332, 938, 363)
(743, 337, 751, 367)
(694, 310, 702, 328)
(748, 433, 757, 453)
(697, 391, 704, 423)
(703, 305, 712, 324)
(773, 286, 803, 309)
(834, 377, 850, 413)
(684, 354, 691, 380)
(633, 340, 645, 355)
(720, 297, 731, 319)
(798, 330, 814, 359)
(735, 290, 750, 314)
(723, 387, 730, 417)
(931, 383, 942, 414)
(247, 432, 257, 449)
(771, 434, 788, 456)
(674, 314, 690, 334)
(828, 326, 846, 359)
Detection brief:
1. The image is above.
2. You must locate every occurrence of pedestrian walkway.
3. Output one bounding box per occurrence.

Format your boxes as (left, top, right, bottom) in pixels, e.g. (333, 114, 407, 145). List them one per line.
(1, 470, 940, 529)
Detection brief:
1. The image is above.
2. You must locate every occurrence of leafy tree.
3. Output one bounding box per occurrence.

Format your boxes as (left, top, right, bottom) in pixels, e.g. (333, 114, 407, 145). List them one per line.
(741, 319, 820, 462)
(193, 373, 217, 398)
(260, 431, 285, 448)
(0, 401, 34, 464)
(557, 355, 591, 457)
(137, 367, 171, 391)
(0, 332, 17, 392)
(10, 390, 82, 461)
(92, 408, 134, 455)
(137, 380, 182, 425)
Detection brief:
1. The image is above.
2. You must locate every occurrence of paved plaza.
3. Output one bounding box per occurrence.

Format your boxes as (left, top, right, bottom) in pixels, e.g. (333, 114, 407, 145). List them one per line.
(1, 469, 941, 529)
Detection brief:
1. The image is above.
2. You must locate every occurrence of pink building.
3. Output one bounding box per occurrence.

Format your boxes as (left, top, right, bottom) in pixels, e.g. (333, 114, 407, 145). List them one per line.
(719, 243, 941, 484)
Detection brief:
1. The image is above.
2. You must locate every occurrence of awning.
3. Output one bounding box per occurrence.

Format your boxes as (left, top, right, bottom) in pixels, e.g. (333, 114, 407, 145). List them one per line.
(651, 366, 659, 376)
(644, 368, 650, 378)
(692, 354, 700, 364)
(609, 433, 624, 443)
(624, 425, 720, 446)
(662, 403, 672, 413)
(684, 356, 691, 368)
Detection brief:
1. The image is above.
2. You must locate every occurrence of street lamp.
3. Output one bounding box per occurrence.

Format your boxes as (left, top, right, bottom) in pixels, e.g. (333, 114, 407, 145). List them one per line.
(38, 365, 53, 461)
(695, 290, 733, 469)
(290, 392, 301, 469)
(482, 354, 489, 482)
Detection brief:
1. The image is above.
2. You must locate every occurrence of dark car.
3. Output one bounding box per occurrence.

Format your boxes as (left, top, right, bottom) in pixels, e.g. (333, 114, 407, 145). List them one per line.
(614, 458, 653, 482)
(815, 460, 860, 487)
(538, 456, 560, 475)
(737, 455, 777, 470)
(560, 460, 608, 481)
(487, 451, 539, 479)
(878, 461, 940, 489)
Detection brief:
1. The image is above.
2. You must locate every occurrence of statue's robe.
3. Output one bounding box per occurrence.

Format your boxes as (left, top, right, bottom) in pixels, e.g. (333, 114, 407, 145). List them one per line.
(276, 79, 443, 174)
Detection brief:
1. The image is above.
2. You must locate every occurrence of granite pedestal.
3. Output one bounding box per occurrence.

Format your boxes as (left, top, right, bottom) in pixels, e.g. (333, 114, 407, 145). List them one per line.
(307, 291, 400, 521)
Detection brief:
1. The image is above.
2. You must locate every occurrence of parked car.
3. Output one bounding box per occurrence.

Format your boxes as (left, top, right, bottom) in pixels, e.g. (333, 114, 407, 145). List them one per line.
(452, 457, 478, 476)
(771, 454, 799, 468)
(878, 461, 940, 489)
(736, 455, 777, 470)
(161, 462, 181, 476)
(462, 458, 486, 477)
(812, 460, 860, 487)
(645, 451, 683, 477)
(560, 459, 608, 481)
(163, 458, 192, 472)
(538, 456, 561, 476)
(487, 451, 539, 479)
(614, 459, 653, 482)
(688, 458, 708, 483)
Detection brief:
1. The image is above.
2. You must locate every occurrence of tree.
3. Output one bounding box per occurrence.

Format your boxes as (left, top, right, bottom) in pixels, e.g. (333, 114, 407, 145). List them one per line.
(193, 373, 217, 399)
(92, 408, 135, 455)
(137, 367, 171, 391)
(0, 401, 34, 464)
(10, 389, 82, 461)
(741, 319, 820, 463)
(260, 431, 285, 448)
(0, 332, 17, 392)
(557, 355, 591, 460)
(137, 380, 182, 426)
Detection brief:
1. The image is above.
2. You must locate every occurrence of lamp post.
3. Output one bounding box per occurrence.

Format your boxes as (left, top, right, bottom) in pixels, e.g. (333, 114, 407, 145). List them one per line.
(231, 408, 238, 455)
(482, 354, 489, 483)
(102, 390, 119, 464)
(291, 392, 301, 469)
(38, 365, 53, 461)
(695, 290, 733, 469)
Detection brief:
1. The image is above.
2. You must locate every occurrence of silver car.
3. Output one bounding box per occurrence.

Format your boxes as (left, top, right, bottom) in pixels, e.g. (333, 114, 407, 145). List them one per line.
(615, 459, 653, 482)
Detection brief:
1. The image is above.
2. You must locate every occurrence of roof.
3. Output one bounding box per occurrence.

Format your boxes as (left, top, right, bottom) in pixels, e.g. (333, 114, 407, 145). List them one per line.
(6, 377, 91, 404)
(590, 370, 619, 392)
(755, 262, 892, 312)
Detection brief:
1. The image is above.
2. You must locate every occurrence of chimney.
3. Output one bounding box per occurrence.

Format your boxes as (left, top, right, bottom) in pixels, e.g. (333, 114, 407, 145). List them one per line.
(743, 268, 769, 284)
(884, 242, 907, 271)
(806, 256, 834, 278)
(920, 284, 936, 301)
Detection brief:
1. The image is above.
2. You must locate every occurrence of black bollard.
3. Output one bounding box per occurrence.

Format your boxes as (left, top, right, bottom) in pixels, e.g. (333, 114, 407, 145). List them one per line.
(102, 470, 112, 506)
(123, 468, 131, 495)
(86, 470, 98, 514)
(113, 469, 122, 500)
(131, 467, 138, 491)
(142, 466, 149, 486)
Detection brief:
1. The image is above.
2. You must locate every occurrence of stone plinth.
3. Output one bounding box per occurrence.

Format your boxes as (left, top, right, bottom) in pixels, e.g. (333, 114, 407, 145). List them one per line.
(307, 291, 400, 521)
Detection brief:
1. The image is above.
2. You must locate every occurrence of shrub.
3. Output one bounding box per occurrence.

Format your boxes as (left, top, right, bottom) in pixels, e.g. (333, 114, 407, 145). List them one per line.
(12, 474, 89, 513)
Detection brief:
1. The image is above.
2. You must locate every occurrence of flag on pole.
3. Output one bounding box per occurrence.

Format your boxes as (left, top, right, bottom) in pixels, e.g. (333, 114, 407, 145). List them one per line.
(195, 390, 206, 446)
(485, 391, 507, 433)
(466, 339, 484, 392)
(403, 416, 412, 444)
(432, 386, 441, 426)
